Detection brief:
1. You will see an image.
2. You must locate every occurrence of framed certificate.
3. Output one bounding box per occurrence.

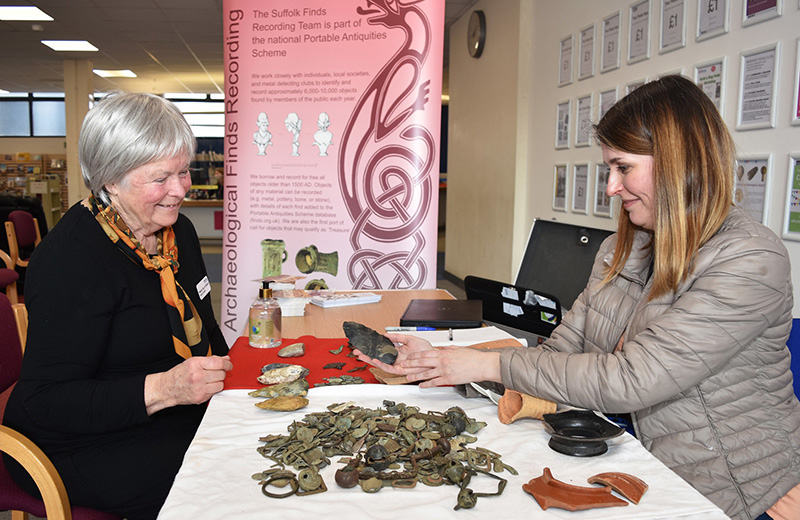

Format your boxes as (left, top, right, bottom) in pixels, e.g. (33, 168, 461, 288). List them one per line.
(594, 163, 614, 218)
(793, 38, 800, 126)
(559, 34, 574, 87)
(628, 0, 651, 64)
(553, 164, 569, 212)
(742, 0, 781, 27)
(696, 0, 729, 41)
(578, 23, 596, 80)
(599, 86, 619, 119)
(694, 57, 726, 116)
(736, 43, 780, 131)
(555, 99, 572, 149)
(659, 0, 686, 54)
(601, 10, 622, 73)
(657, 68, 684, 78)
(734, 154, 772, 224)
(782, 154, 800, 240)
(575, 94, 594, 147)
(571, 163, 590, 214)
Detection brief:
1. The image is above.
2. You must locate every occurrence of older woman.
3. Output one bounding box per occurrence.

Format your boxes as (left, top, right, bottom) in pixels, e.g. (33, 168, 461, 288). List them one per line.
(3, 92, 231, 519)
(360, 76, 800, 520)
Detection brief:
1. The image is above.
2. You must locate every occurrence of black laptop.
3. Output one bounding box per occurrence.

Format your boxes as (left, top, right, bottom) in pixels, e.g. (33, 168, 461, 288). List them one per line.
(399, 299, 483, 328)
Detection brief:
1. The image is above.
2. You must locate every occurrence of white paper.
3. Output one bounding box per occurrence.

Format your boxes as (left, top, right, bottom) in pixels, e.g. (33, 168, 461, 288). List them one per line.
(502, 302, 524, 317)
(601, 11, 621, 72)
(628, 0, 651, 62)
(500, 287, 519, 300)
(404, 326, 527, 347)
(739, 48, 777, 127)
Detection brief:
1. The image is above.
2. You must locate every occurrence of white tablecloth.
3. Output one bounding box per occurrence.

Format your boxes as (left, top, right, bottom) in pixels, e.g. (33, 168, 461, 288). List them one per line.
(158, 386, 729, 519)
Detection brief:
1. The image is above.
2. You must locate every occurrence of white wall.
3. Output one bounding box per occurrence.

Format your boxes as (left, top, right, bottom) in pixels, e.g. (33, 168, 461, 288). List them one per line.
(447, 0, 800, 315)
(445, 0, 524, 282)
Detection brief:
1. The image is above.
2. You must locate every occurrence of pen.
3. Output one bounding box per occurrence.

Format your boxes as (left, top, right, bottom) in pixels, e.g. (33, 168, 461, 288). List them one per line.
(385, 326, 436, 332)
(449, 328, 453, 341)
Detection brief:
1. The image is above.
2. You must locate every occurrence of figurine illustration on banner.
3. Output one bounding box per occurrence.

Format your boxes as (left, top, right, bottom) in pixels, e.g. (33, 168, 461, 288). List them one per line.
(285, 112, 302, 156)
(261, 238, 288, 277)
(313, 112, 334, 156)
(253, 112, 273, 156)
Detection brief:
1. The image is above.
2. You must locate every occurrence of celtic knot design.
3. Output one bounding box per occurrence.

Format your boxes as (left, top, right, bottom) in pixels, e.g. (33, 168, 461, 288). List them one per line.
(338, 0, 437, 289)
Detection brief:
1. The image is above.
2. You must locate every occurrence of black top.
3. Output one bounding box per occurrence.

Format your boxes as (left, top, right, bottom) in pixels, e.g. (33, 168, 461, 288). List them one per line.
(3, 202, 227, 518)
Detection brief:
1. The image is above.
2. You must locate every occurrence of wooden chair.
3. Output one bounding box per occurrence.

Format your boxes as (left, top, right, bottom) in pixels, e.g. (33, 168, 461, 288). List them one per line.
(0, 425, 72, 520)
(0, 294, 121, 520)
(0, 249, 19, 304)
(4, 210, 42, 269)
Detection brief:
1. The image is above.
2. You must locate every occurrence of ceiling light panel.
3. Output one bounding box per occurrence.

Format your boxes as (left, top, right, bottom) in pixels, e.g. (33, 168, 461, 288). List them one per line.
(93, 69, 137, 78)
(41, 40, 98, 52)
(0, 6, 53, 21)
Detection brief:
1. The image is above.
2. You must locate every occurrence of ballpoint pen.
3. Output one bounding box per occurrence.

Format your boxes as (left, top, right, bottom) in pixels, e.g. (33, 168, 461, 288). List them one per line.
(448, 328, 453, 341)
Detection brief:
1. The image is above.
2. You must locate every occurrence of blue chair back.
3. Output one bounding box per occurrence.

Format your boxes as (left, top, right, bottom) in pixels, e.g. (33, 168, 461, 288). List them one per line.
(788, 318, 800, 399)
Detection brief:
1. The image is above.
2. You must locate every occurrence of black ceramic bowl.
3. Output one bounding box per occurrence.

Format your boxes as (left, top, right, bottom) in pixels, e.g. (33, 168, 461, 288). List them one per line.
(542, 409, 624, 457)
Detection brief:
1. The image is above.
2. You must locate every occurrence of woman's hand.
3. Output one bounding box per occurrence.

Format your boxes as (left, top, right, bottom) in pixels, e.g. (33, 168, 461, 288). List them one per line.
(355, 334, 502, 388)
(144, 355, 233, 415)
(401, 347, 502, 388)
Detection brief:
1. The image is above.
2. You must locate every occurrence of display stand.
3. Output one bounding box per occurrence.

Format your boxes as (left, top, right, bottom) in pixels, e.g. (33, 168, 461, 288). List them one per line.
(26, 176, 61, 229)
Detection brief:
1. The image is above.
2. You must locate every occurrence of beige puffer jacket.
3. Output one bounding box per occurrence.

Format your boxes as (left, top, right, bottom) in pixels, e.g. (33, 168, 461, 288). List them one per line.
(499, 206, 800, 520)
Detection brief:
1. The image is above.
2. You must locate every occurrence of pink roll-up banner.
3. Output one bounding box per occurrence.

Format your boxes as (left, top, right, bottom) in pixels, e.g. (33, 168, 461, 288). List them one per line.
(220, 0, 444, 342)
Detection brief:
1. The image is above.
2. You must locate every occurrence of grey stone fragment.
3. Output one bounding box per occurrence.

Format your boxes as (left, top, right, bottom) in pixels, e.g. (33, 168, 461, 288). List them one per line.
(342, 321, 398, 365)
(277, 342, 305, 358)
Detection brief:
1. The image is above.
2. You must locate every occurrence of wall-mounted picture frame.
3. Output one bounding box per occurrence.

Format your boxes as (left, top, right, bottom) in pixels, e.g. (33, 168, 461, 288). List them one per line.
(736, 42, 780, 131)
(599, 86, 619, 119)
(782, 153, 800, 240)
(628, 0, 651, 64)
(657, 68, 684, 78)
(555, 99, 572, 149)
(742, 0, 782, 27)
(793, 38, 800, 126)
(734, 154, 772, 224)
(697, 0, 729, 41)
(659, 0, 686, 54)
(626, 77, 648, 95)
(594, 163, 614, 218)
(553, 164, 569, 212)
(572, 163, 590, 214)
(601, 10, 623, 73)
(559, 33, 574, 87)
(694, 56, 726, 116)
(575, 94, 594, 147)
(578, 23, 596, 80)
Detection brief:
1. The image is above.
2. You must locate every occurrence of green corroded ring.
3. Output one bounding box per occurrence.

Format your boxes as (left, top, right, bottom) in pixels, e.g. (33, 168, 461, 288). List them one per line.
(261, 471, 299, 498)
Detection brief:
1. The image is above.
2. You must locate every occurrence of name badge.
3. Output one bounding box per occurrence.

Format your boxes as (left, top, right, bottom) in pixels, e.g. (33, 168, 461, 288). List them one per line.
(196, 275, 211, 300)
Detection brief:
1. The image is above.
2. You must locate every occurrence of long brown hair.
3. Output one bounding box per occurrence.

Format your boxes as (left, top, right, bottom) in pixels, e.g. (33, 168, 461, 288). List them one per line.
(593, 75, 734, 299)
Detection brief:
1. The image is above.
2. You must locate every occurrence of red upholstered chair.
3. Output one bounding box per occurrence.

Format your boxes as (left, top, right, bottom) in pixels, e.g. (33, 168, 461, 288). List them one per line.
(0, 249, 19, 304)
(4, 209, 41, 269)
(0, 294, 122, 520)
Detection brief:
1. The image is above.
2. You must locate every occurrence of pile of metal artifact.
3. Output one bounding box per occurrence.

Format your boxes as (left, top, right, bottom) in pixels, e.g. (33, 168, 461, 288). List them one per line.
(252, 399, 516, 510)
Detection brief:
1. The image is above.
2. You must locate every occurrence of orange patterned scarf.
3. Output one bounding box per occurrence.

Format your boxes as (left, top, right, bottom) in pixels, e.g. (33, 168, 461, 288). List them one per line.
(89, 194, 210, 359)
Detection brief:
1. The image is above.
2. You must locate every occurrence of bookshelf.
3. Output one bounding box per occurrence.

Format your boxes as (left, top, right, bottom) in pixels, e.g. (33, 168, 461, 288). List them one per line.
(0, 154, 67, 228)
(0, 154, 43, 197)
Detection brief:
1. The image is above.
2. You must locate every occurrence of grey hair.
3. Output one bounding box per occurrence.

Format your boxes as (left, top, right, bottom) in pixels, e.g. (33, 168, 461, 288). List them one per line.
(79, 91, 196, 205)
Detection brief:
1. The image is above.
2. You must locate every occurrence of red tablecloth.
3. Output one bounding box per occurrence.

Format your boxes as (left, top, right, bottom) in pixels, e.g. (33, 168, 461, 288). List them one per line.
(223, 335, 380, 389)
